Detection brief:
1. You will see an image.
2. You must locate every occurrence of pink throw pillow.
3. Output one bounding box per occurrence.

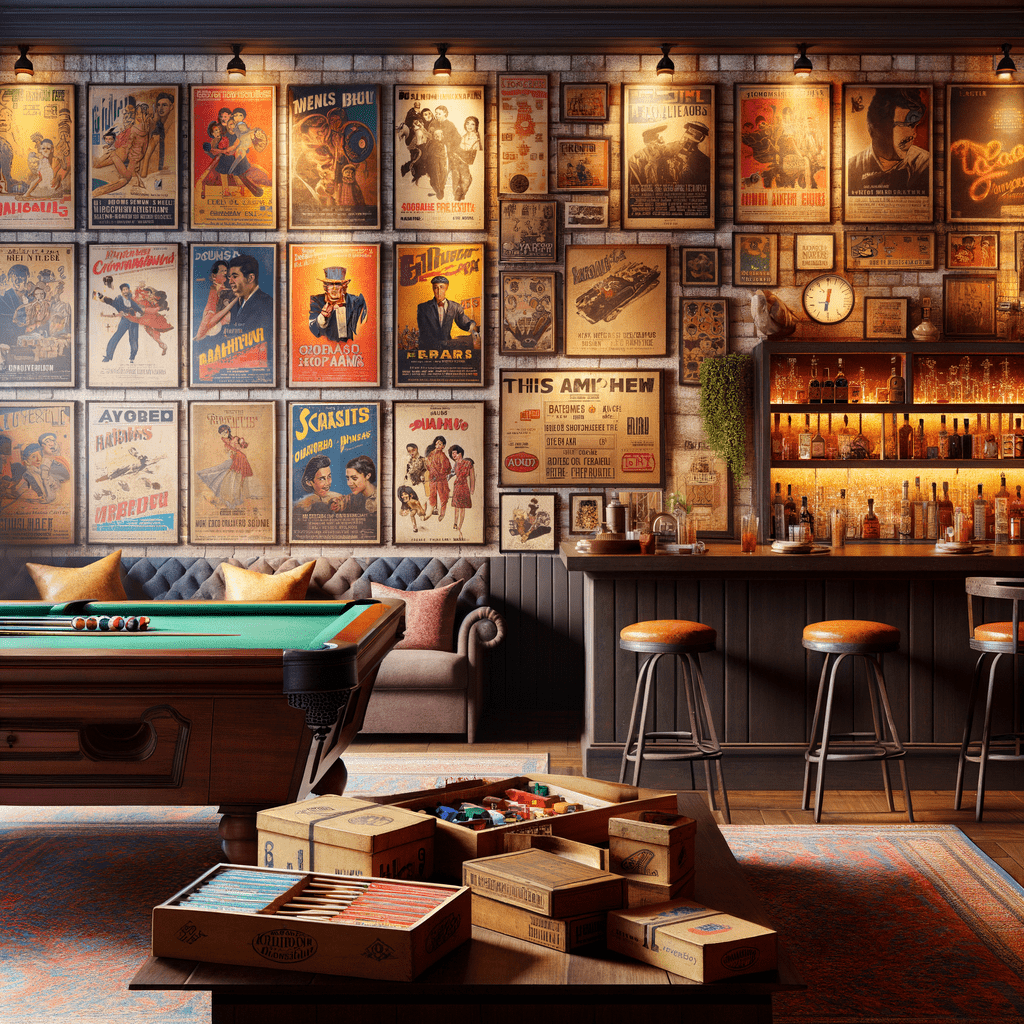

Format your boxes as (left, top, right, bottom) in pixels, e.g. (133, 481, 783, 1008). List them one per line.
(370, 579, 465, 652)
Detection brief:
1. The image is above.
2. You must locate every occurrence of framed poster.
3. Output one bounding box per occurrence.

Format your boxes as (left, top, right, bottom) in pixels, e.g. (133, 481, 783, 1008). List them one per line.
(393, 84, 485, 230)
(0, 84, 74, 230)
(946, 231, 999, 270)
(287, 243, 380, 387)
(622, 83, 715, 230)
(553, 137, 610, 192)
(844, 231, 936, 271)
(947, 84, 1024, 223)
(842, 84, 933, 223)
(794, 234, 834, 271)
(565, 196, 608, 229)
(86, 401, 178, 545)
(564, 244, 668, 357)
(190, 84, 276, 229)
(189, 401, 275, 545)
(500, 270, 557, 354)
(189, 243, 276, 387)
(393, 242, 484, 388)
(0, 402, 74, 544)
(499, 493, 557, 553)
(943, 274, 998, 338)
(88, 84, 179, 229)
(561, 82, 608, 123)
(499, 199, 557, 263)
(288, 401, 381, 545)
(863, 296, 909, 340)
(498, 368, 664, 489)
(735, 83, 831, 224)
(392, 401, 485, 545)
(569, 492, 605, 535)
(498, 73, 548, 195)
(0, 244, 75, 385)
(87, 243, 179, 389)
(287, 83, 380, 230)
(680, 247, 719, 286)
(670, 435, 733, 539)
(680, 298, 728, 384)
(733, 233, 778, 287)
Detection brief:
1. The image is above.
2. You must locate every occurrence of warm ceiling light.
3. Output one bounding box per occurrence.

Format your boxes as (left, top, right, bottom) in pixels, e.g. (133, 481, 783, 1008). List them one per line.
(226, 44, 246, 79)
(996, 44, 1017, 79)
(14, 45, 34, 81)
(793, 44, 813, 78)
(656, 45, 675, 78)
(433, 44, 452, 78)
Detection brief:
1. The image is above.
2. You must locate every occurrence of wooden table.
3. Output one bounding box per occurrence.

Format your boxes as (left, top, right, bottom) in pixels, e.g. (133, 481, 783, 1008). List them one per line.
(129, 792, 805, 1023)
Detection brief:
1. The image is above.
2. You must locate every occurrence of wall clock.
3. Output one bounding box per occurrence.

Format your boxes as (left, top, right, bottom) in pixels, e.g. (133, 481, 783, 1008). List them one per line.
(802, 274, 855, 325)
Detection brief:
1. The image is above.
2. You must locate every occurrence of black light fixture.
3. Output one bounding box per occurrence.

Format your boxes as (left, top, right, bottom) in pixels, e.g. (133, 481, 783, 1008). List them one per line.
(14, 45, 34, 81)
(996, 44, 1017, 79)
(226, 44, 246, 79)
(656, 44, 675, 79)
(793, 44, 813, 78)
(433, 44, 452, 78)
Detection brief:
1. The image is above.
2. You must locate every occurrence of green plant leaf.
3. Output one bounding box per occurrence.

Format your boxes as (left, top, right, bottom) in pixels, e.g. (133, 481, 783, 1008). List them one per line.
(698, 354, 752, 479)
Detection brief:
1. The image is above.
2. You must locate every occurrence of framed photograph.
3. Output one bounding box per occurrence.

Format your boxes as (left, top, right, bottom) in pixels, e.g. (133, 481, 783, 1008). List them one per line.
(794, 234, 835, 272)
(844, 231, 936, 271)
(842, 84, 933, 224)
(561, 82, 609, 123)
(669, 433, 733, 540)
(565, 196, 608, 229)
(392, 401, 486, 545)
(553, 137, 610, 192)
(499, 200, 557, 263)
(569, 492, 604, 535)
(564, 244, 668, 357)
(680, 298, 728, 384)
(680, 247, 719, 287)
(946, 231, 999, 270)
(622, 83, 715, 230)
(86, 401, 178, 545)
(288, 401, 381, 545)
(500, 271, 557, 354)
(863, 296, 910, 340)
(287, 83, 380, 230)
(733, 233, 779, 287)
(499, 492, 557, 553)
(943, 274, 998, 338)
(735, 82, 831, 224)
(287, 242, 381, 387)
(498, 74, 548, 195)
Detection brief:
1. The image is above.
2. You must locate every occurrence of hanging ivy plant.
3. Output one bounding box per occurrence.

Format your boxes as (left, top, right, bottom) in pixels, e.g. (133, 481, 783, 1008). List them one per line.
(698, 354, 752, 479)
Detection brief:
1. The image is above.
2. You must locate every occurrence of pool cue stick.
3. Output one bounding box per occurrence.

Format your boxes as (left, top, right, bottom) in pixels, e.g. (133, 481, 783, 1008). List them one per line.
(0, 629, 242, 637)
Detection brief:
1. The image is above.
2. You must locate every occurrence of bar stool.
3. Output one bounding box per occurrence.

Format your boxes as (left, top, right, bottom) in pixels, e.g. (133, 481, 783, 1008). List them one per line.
(956, 578, 1024, 821)
(802, 619, 914, 822)
(617, 619, 730, 822)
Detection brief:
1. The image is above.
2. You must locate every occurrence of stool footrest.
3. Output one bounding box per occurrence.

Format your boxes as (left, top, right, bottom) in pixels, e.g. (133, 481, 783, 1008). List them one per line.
(806, 743, 906, 763)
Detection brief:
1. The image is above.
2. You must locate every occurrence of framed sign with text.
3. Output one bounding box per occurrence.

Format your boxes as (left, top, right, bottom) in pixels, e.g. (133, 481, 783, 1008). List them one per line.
(844, 232, 936, 271)
(498, 74, 548, 195)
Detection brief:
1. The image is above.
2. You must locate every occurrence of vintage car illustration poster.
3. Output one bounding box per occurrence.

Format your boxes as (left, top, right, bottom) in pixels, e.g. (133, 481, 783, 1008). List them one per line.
(190, 84, 276, 229)
(564, 244, 668, 357)
(289, 401, 381, 546)
(553, 137, 610, 192)
(86, 401, 178, 545)
(0, 84, 75, 230)
(564, 195, 608, 229)
(500, 271, 557, 354)
(288, 243, 380, 387)
(287, 83, 380, 230)
(680, 298, 728, 385)
(499, 199, 557, 263)
(0, 244, 75, 385)
(393, 84, 485, 230)
(498, 74, 548, 195)
(622, 83, 715, 230)
(87, 84, 179, 229)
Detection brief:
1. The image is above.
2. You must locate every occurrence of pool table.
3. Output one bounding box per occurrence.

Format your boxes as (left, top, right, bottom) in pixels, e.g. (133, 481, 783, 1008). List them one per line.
(0, 598, 405, 862)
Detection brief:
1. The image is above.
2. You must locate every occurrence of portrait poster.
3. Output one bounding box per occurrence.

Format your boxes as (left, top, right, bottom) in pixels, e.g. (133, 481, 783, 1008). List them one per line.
(498, 73, 548, 195)
(553, 137, 610, 192)
(622, 83, 715, 230)
(288, 401, 381, 545)
(564, 244, 668, 357)
(732, 233, 779, 287)
(189, 401, 275, 545)
(842, 84, 933, 224)
(190, 84, 276, 229)
(680, 298, 728, 385)
(500, 270, 557, 354)
(393, 84, 485, 230)
(393, 242, 484, 388)
(288, 243, 380, 387)
(0, 84, 74, 230)
(499, 492, 557, 553)
(569, 492, 604, 535)
(561, 82, 608, 123)
(947, 84, 1024, 223)
(86, 401, 178, 545)
(0, 244, 75, 385)
(498, 368, 664, 489)
(943, 274, 998, 338)
(735, 83, 831, 224)
(392, 401, 485, 545)
(87, 243, 179, 390)
(844, 231, 936, 271)
(680, 246, 719, 286)
(946, 231, 999, 269)
(670, 434, 732, 539)
(565, 196, 608, 229)
(499, 199, 557, 263)
(287, 83, 380, 230)
(0, 402, 74, 545)
(189, 243, 276, 388)
(87, 84, 179, 229)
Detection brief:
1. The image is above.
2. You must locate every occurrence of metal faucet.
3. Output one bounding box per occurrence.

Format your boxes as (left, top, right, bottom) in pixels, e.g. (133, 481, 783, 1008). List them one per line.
(650, 512, 680, 545)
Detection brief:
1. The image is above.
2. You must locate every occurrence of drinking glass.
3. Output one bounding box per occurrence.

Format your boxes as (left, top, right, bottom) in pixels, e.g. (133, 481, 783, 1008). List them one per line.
(741, 513, 758, 553)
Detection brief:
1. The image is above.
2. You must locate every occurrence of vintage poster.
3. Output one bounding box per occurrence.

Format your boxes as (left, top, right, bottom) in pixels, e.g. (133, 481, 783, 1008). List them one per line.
(733, 233, 778, 286)
(0, 84, 74, 230)
(190, 84, 276, 229)
(0, 244, 75, 385)
(0, 402, 74, 545)
(87, 84, 179, 229)
(680, 298, 728, 384)
(86, 401, 178, 545)
(565, 196, 608, 229)
(287, 83, 380, 230)
(564, 244, 668, 357)
(189, 243, 276, 387)
(392, 401, 485, 545)
(499, 200, 557, 263)
(189, 401, 275, 545)
(393, 84, 484, 230)
(844, 231, 936, 271)
(288, 401, 381, 545)
(87, 243, 179, 389)
(842, 85, 932, 224)
(943, 274, 997, 338)
(622, 84, 715, 230)
(394, 242, 484, 388)
(561, 83, 608, 123)
(500, 271, 557, 354)
(947, 231, 999, 269)
(735, 83, 831, 224)
(670, 434, 732, 538)
(498, 73, 548, 195)
(947, 84, 1024, 223)
(863, 297, 909, 340)
(288, 243, 380, 387)
(498, 368, 664, 489)
(553, 137, 610, 192)
(680, 246, 719, 285)
(499, 492, 556, 553)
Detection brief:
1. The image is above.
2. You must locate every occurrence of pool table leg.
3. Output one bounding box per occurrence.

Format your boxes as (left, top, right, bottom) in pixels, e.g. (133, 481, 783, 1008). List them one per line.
(217, 805, 260, 864)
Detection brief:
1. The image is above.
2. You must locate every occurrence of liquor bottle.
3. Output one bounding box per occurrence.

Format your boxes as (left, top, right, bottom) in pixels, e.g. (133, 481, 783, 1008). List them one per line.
(771, 413, 784, 460)
(821, 366, 834, 404)
(948, 418, 963, 460)
(962, 418, 973, 459)
(782, 414, 796, 459)
(885, 412, 898, 460)
(837, 414, 854, 460)
(995, 475, 1010, 545)
(984, 413, 999, 460)
(915, 418, 927, 460)
(1001, 417, 1017, 460)
(825, 412, 839, 460)
(798, 414, 813, 460)
(808, 357, 821, 404)
(834, 359, 849, 404)
(862, 497, 881, 540)
(814, 485, 830, 541)
(898, 413, 914, 460)
(811, 414, 825, 459)
(784, 485, 799, 535)
(973, 484, 989, 542)
(975, 413, 985, 459)
(1011, 485, 1023, 542)
(799, 495, 815, 539)
(899, 481, 913, 543)
(887, 355, 906, 404)
(927, 482, 939, 541)
(772, 481, 785, 541)
(852, 413, 871, 459)
(938, 481, 955, 538)
(832, 488, 848, 544)
(913, 476, 926, 539)
(938, 415, 949, 459)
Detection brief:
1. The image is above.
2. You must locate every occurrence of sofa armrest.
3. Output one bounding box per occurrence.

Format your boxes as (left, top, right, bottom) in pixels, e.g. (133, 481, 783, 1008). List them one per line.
(457, 605, 505, 656)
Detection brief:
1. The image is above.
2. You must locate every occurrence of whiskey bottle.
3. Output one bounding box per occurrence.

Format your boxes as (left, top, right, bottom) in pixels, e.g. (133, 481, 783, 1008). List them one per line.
(915, 418, 927, 459)
(887, 355, 906, 404)
(927, 482, 939, 541)
(834, 359, 849, 404)
(898, 413, 914, 460)
(811, 414, 825, 459)
(899, 481, 913, 543)
(913, 476, 926, 540)
(772, 482, 785, 541)
(948, 418, 963, 461)
(938, 414, 949, 459)
(962, 418, 973, 459)
(984, 413, 999, 460)
(837, 414, 853, 460)
(995, 474, 1010, 545)
(784, 485, 799, 535)
(938, 481, 955, 538)
(852, 413, 872, 459)
(973, 484, 989, 542)
(862, 497, 881, 540)
(799, 495, 815, 539)
(808, 357, 821, 404)
(771, 413, 784, 460)
(821, 366, 834, 404)
(798, 414, 813, 460)
(1011, 485, 1023, 542)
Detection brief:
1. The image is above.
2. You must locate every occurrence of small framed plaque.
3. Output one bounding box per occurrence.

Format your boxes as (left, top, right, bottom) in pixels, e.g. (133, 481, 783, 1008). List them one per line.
(863, 296, 909, 340)
(795, 234, 835, 271)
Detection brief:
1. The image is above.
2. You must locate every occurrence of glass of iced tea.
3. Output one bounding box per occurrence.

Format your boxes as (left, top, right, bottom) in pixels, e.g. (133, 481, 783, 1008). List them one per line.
(741, 512, 758, 553)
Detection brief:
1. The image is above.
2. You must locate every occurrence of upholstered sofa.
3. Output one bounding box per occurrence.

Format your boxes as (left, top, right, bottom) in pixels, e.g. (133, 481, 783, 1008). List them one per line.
(0, 553, 504, 743)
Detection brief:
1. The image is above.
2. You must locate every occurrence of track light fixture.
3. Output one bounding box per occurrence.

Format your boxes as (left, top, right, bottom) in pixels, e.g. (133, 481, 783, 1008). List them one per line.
(996, 44, 1017, 79)
(226, 44, 246, 79)
(433, 44, 452, 78)
(14, 45, 34, 81)
(793, 44, 813, 78)
(656, 45, 675, 79)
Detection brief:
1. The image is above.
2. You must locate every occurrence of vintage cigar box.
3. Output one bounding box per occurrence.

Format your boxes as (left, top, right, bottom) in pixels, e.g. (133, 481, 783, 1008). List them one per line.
(470, 892, 607, 952)
(608, 810, 696, 884)
(624, 871, 695, 907)
(502, 832, 610, 871)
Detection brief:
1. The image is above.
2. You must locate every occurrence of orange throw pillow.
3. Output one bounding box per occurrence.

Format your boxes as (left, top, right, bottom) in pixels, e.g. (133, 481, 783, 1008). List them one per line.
(370, 579, 464, 651)
(26, 550, 128, 602)
(222, 560, 316, 601)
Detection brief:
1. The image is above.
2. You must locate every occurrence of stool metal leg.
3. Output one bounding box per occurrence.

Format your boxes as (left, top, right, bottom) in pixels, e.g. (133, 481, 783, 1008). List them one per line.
(866, 654, 914, 822)
(864, 655, 896, 812)
(683, 652, 731, 823)
(811, 652, 847, 823)
(975, 654, 1003, 822)
(954, 653, 989, 811)
(802, 654, 832, 811)
(618, 652, 663, 786)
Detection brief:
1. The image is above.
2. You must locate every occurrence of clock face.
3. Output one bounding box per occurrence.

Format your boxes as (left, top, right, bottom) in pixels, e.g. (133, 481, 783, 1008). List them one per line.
(802, 274, 855, 325)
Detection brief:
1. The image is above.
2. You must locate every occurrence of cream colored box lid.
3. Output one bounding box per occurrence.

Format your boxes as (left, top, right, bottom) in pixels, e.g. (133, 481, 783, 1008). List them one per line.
(608, 810, 697, 845)
(611, 898, 776, 947)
